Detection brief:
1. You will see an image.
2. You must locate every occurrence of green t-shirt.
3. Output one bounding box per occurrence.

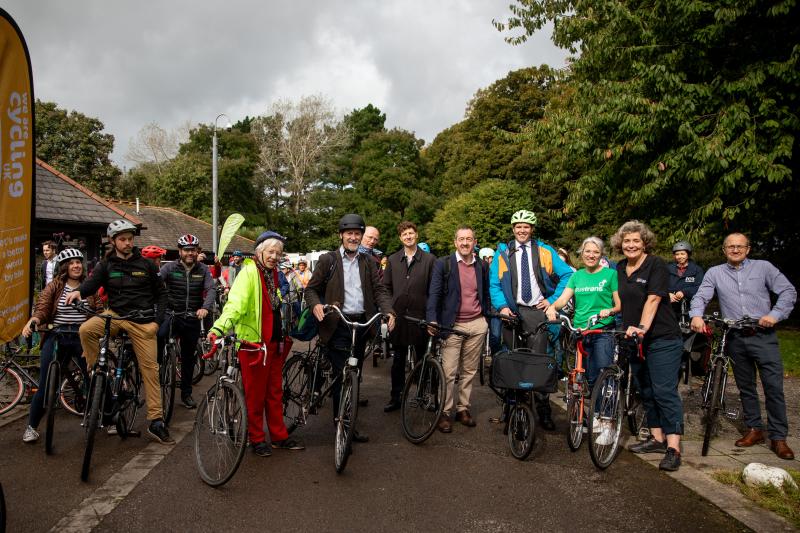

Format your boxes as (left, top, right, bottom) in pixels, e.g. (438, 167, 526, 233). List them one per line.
(566, 267, 618, 329)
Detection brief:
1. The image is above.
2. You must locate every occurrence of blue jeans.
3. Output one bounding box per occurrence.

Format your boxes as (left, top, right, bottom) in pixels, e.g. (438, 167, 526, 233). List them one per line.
(28, 331, 86, 428)
(631, 337, 684, 435)
(584, 332, 614, 387)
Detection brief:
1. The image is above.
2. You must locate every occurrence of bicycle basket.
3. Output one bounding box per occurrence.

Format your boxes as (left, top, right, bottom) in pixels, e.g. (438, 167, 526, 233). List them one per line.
(289, 307, 318, 341)
(491, 349, 557, 393)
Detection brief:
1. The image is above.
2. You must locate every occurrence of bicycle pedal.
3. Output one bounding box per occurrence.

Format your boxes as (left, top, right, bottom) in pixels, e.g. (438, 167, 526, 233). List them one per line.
(127, 430, 141, 437)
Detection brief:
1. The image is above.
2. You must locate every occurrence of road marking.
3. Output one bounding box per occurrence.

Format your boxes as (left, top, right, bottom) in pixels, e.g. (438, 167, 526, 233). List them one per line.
(50, 419, 194, 533)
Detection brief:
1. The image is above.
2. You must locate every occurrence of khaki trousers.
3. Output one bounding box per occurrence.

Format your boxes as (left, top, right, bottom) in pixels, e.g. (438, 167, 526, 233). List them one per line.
(441, 316, 487, 416)
(79, 313, 163, 421)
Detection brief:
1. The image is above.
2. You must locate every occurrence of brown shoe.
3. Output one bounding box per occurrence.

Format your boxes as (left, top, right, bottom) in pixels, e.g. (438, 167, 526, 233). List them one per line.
(770, 440, 795, 460)
(456, 410, 477, 427)
(437, 415, 452, 433)
(735, 428, 765, 447)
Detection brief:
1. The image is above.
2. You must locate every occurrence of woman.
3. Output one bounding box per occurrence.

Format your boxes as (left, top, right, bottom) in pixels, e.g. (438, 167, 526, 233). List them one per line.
(546, 237, 621, 443)
(667, 241, 704, 320)
(20, 248, 100, 444)
(207, 231, 302, 457)
(611, 221, 684, 471)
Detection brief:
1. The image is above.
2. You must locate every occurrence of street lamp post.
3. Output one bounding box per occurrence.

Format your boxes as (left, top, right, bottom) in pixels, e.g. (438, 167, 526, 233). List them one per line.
(212, 113, 232, 256)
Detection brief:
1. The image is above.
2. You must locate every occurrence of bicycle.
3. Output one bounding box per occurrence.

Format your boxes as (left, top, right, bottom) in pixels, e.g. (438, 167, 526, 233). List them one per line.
(200, 320, 218, 375)
(160, 310, 198, 424)
(400, 317, 467, 444)
(75, 303, 146, 482)
(698, 314, 760, 456)
(194, 332, 249, 487)
(282, 338, 329, 434)
(365, 319, 390, 368)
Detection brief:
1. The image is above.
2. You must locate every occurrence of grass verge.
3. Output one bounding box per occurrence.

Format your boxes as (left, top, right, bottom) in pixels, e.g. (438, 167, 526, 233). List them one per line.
(712, 469, 800, 529)
(777, 328, 800, 377)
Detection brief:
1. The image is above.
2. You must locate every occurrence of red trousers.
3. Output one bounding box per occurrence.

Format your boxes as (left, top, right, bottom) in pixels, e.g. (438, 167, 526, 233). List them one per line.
(238, 340, 289, 444)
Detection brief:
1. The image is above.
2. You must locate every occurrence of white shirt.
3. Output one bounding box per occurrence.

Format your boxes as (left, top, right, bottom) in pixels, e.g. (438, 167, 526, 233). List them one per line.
(514, 240, 543, 306)
(340, 246, 364, 314)
(45, 259, 56, 285)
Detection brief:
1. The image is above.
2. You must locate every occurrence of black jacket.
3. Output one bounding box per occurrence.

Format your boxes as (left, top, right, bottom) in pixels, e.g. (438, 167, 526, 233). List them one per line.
(667, 260, 704, 302)
(160, 260, 215, 314)
(382, 248, 436, 346)
(79, 248, 167, 323)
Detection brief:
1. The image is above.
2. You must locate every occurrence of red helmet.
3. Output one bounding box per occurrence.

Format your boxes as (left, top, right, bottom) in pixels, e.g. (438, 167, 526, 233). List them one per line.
(141, 245, 166, 259)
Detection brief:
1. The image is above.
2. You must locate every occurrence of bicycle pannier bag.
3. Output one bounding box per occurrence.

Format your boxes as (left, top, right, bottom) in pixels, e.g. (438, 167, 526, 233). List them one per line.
(491, 349, 557, 393)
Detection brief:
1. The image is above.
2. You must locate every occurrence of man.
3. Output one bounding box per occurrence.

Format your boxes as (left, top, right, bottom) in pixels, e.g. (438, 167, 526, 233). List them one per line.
(305, 214, 395, 442)
(158, 234, 214, 408)
(381, 221, 436, 412)
(225, 250, 245, 292)
(296, 257, 312, 288)
(489, 210, 573, 430)
(427, 226, 488, 432)
(690, 233, 796, 460)
(67, 219, 173, 444)
(38, 240, 57, 290)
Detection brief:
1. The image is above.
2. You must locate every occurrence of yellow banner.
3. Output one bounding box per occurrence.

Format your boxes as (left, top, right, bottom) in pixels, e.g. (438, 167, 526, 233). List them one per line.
(0, 9, 34, 343)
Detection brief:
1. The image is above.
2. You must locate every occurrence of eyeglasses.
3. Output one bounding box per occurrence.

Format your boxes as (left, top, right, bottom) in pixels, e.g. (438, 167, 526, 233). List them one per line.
(724, 245, 749, 251)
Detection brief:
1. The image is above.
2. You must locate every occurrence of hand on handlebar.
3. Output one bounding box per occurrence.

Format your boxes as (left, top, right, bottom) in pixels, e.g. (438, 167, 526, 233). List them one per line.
(65, 291, 82, 306)
(313, 304, 325, 322)
(22, 318, 38, 338)
(386, 314, 396, 332)
(545, 305, 557, 322)
(196, 308, 209, 320)
(426, 321, 438, 337)
(690, 316, 706, 333)
(625, 325, 646, 338)
(758, 315, 777, 328)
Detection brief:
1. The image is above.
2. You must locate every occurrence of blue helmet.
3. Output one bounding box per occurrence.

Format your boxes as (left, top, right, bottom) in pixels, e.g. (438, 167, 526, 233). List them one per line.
(255, 230, 286, 247)
(418, 242, 430, 253)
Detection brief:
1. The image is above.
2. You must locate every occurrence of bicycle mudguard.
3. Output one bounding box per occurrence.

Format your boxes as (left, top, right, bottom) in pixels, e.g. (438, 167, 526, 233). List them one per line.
(491, 349, 558, 393)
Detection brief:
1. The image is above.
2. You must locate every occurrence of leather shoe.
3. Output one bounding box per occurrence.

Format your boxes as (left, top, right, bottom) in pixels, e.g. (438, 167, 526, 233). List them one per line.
(437, 415, 452, 433)
(352, 430, 369, 443)
(735, 428, 765, 448)
(770, 440, 795, 460)
(456, 410, 476, 427)
(383, 400, 401, 413)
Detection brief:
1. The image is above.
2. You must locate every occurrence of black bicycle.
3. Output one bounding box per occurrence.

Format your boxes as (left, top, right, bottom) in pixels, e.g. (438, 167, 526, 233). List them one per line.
(75, 303, 146, 482)
(282, 338, 329, 434)
(698, 314, 760, 456)
(160, 310, 198, 424)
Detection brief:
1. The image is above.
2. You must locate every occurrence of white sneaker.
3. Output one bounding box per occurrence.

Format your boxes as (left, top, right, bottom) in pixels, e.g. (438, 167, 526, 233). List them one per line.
(107, 425, 118, 435)
(595, 421, 615, 446)
(22, 425, 39, 443)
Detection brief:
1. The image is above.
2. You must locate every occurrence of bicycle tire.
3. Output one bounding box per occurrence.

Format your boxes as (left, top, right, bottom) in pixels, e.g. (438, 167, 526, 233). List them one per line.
(192, 354, 205, 385)
(566, 392, 585, 451)
(194, 380, 248, 487)
(45, 362, 61, 455)
(59, 360, 87, 416)
(335, 369, 359, 474)
(508, 401, 535, 460)
(401, 358, 445, 444)
(81, 373, 105, 482)
(282, 354, 309, 434)
(702, 359, 725, 456)
(161, 346, 177, 425)
(0, 367, 24, 415)
(117, 359, 142, 438)
(367, 336, 379, 368)
(588, 368, 624, 470)
(200, 337, 217, 375)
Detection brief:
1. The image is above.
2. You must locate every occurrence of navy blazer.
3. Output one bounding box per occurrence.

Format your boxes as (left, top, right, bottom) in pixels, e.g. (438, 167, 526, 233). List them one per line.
(426, 253, 487, 337)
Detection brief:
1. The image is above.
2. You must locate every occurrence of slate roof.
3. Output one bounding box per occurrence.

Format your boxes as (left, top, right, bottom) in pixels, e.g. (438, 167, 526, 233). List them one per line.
(35, 159, 143, 227)
(110, 201, 255, 255)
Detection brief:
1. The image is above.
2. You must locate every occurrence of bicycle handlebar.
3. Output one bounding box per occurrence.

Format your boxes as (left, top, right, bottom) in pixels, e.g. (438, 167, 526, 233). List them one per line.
(701, 315, 761, 330)
(403, 316, 469, 338)
(323, 304, 389, 329)
(71, 301, 154, 322)
(166, 310, 201, 319)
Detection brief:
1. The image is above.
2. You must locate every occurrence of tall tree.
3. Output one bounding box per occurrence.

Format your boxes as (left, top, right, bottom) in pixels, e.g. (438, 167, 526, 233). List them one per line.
(125, 121, 189, 176)
(34, 100, 121, 195)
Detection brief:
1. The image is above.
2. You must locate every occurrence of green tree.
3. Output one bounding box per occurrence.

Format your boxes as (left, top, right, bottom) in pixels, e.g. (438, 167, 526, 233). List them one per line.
(35, 100, 121, 195)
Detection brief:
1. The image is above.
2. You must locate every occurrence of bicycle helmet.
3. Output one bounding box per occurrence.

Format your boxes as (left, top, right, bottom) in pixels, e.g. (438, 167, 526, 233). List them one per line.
(297, 256, 308, 265)
(255, 230, 286, 247)
(338, 213, 366, 233)
(510, 210, 537, 226)
(106, 219, 137, 238)
(418, 242, 430, 253)
(177, 234, 199, 248)
(279, 260, 293, 269)
(141, 245, 167, 259)
(55, 248, 83, 263)
(478, 247, 494, 260)
(232, 250, 243, 257)
(672, 241, 693, 254)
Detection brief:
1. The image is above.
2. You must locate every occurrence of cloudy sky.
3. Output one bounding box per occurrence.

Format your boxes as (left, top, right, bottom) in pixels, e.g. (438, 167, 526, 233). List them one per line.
(5, 1, 568, 165)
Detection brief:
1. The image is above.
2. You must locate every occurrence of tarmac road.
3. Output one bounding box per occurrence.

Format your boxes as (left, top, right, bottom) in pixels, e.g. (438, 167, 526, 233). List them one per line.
(1, 354, 749, 533)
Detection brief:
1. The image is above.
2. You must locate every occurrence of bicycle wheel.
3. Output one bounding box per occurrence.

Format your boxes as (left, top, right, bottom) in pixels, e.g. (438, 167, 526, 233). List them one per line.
(200, 337, 217, 375)
(566, 390, 585, 451)
(507, 401, 535, 460)
(282, 354, 309, 435)
(81, 373, 105, 482)
(626, 389, 647, 439)
(335, 369, 359, 474)
(161, 346, 177, 425)
(44, 362, 61, 455)
(479, 337, 490, 386)
(60, 360, 87, 416)
(192, 353, 205, 385)
(194, 380, 248, 487)
(588, 368, 624, 469)
(401, 358, 445, 444)
(117, 359, 142, 438)
(702, 359, 725, 456)
(0, 367, 24, 415)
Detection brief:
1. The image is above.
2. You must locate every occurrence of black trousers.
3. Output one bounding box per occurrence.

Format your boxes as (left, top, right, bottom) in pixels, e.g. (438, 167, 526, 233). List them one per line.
(158, 315, 201, 394)
(325, 316, 369, 419)
(389, 339, 429, 402)
(501, 305, 552, 417)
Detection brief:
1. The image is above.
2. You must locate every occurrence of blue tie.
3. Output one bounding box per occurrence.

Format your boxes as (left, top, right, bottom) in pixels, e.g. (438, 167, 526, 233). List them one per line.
(520, 243, 532, 303)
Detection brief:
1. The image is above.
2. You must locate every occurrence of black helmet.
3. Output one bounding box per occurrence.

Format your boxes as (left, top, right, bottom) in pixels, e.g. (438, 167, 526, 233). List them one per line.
(672, 241, 693, 253)
(338, 214, 365, 233)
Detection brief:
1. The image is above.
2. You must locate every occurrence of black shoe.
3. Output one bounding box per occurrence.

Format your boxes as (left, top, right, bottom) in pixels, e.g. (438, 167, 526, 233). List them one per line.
(383, 400, 401, 413)
(539, 415, 556, 431)
(659, 447, 681, 471)
(272, 437, 305, 450)
(252, 441, 272, 457)
(628, 436, 667, 454)
(352, 430, 369, 443)
(147, 419, 175, 445)
(358, 398, 369, 407)
(181, 393, 197, 409)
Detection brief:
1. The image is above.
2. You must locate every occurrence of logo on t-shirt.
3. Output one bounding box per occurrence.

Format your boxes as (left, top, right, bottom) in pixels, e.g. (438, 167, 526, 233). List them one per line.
(635, 277, 647, 284)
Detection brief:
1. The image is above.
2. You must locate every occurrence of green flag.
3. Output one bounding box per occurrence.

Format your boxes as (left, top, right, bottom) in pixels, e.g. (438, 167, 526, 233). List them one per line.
(217, 213, 245, 257)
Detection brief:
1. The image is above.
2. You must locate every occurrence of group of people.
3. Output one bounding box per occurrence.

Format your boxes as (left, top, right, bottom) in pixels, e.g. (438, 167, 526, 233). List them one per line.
(20, 210, 797, 473)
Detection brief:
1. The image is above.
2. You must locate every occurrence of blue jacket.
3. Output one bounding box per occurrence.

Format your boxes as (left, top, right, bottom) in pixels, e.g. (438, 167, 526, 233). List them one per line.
(426, 253, 488, 337)
(667, 260, 704, 302)
(489, 239, 573, 313)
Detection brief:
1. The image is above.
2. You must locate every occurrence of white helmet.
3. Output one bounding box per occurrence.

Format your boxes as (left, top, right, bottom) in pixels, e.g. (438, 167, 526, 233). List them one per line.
(478, 247, 495, 260)
(279, 260, 293, 269)
(297, 256, 308, 265)
(107, 219, 137, 239)
(56, 248, 83, 263)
